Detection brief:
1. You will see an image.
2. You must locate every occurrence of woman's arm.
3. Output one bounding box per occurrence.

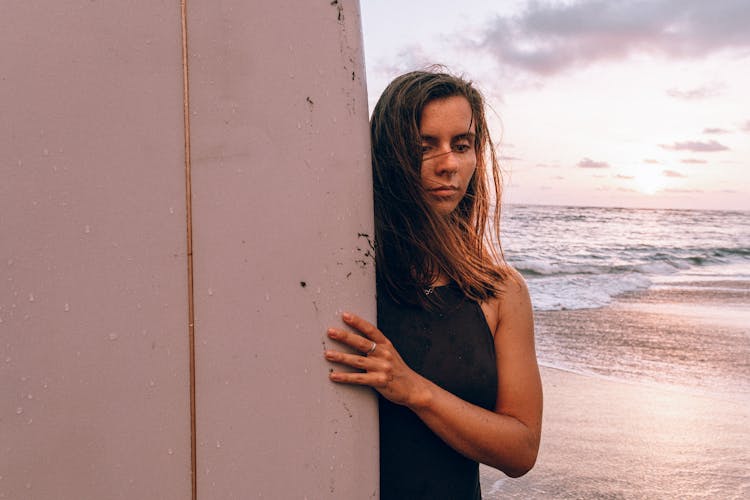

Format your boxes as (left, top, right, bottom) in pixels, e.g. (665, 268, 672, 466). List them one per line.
(324, 270, 542, 477)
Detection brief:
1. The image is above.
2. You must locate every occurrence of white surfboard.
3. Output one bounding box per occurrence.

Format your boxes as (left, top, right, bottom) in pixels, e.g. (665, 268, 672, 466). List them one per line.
(0, 0, 377, 498)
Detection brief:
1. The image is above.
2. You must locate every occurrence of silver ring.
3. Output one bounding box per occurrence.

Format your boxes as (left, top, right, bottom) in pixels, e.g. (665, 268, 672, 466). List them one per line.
(366, 341, 377, 356)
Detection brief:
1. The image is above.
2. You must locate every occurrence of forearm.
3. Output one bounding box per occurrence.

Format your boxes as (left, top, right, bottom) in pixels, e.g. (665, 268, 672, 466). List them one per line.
(324, 310, 542, 476)
(408, 376, 541, 477)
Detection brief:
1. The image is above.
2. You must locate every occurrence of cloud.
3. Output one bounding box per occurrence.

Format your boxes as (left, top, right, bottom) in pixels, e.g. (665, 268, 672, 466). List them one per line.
(643, 158, 661, 164)
(703, 127, 729, 134)
(667, 83, 725, 100)
(742, 120, 750, 132)
(615, 174, 635, 179)
(659, 140, 729, 152)
(664, 188, 704, 193)
(663, 169, 687, 177)
(500, 155, 522, 161)
(372, 43, 434, 77)
(477, 0, 750, 75)
(577, 157, 610, 168)
(681, 158, 708, 164)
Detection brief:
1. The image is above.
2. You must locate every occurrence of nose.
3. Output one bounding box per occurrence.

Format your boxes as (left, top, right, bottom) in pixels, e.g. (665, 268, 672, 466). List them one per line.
(431, 148, 459, 176)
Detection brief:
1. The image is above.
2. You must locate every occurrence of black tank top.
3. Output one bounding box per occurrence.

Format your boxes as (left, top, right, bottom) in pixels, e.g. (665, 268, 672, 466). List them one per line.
(377, 283, 498, 500)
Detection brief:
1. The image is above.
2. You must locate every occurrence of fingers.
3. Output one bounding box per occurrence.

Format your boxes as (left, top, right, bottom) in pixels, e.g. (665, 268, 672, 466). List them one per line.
(324, 347, 390, 387)
(342, 312, 387, 343)
(325, 350, 382, 372)
(327, 326, 379, 354)
(325, 314, 394, 390)
(329, 370, 389, 388)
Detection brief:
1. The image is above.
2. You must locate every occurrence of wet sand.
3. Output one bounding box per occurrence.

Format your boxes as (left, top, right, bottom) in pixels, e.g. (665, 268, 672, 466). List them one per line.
(481, 286, 750, 499)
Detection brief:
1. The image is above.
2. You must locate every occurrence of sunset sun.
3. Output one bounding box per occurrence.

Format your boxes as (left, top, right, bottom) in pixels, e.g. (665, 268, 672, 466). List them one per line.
(633, 169, 666, 195)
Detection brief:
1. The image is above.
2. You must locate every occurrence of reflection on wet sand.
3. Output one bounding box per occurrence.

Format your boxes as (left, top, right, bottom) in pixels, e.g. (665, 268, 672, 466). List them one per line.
(482, 283, 749, 499)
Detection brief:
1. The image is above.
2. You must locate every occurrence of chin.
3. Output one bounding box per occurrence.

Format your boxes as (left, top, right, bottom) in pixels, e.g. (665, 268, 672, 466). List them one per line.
(432, 204, 459, 216)
(426, 193, 464, 217)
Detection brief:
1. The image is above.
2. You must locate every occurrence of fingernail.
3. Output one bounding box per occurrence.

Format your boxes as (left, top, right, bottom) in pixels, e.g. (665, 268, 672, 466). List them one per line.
(342, 312, 352, 321)
(327, 328, 337, 337)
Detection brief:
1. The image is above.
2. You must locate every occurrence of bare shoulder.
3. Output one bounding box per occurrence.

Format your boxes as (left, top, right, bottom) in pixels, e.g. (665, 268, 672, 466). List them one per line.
(497, 266, 533, 322)
(480, 266, 532, 336)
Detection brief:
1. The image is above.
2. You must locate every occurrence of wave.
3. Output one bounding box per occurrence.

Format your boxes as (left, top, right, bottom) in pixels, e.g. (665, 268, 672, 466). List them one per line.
(513, 259, 683, 278)
(713, 247, 750, 257)
(526, 273, 652, 311)
(510, 250, 750, 279)
(514, 253, 750, 311)
(502, 205, 750, 311)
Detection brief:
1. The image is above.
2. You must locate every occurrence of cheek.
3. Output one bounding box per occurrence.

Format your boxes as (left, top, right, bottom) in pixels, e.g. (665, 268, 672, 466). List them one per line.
(463, 158, 478, 185)
(419, 164, 429, 185)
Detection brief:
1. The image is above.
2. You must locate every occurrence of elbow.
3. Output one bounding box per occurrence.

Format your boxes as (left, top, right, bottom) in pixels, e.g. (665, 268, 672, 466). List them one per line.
(494, 436, 540, 478)
(504, 449, 538, 478)
(504, 453, 537, 478)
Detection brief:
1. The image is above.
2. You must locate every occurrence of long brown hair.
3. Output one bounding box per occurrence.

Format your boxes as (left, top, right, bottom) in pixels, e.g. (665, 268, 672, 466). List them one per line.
(372, 69, 508, 307)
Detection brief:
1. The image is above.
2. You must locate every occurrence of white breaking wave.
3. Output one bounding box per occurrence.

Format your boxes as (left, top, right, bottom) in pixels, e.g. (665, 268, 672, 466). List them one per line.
(501, 204, 750, 311)
(525, 273, 652, 311)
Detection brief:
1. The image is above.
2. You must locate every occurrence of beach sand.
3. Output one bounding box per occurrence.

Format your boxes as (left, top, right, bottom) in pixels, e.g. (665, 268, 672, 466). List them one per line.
(481, 286, 750, 499)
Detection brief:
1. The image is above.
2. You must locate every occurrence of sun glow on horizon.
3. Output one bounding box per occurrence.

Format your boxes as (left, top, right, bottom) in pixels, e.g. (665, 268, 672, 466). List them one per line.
(633, 167, 667, 195)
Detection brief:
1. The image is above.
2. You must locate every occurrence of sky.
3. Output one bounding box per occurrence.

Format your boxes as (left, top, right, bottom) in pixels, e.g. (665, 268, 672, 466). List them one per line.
(360, 0, 750, 211)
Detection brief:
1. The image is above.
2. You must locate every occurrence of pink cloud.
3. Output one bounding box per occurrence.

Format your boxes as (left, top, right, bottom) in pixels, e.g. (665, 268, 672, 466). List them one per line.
(577, 157, 610, 169)
(659, 140, 729, 152)
(663, 169, 687, 178)
(664, 188, 704, 193)
(680, 158, 707, 164)
(667, 83, 725, 100)
(477, 0, 750, 75)
(372, 44, 434, 77)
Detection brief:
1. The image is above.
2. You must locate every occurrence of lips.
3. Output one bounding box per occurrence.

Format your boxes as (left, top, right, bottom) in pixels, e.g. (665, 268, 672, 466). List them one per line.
(428, 185, 460, 197)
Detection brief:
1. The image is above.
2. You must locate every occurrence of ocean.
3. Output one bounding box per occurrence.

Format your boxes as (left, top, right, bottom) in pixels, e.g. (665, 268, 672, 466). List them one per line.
(481, 204, 750, 499)
(502, 204, 750, 399)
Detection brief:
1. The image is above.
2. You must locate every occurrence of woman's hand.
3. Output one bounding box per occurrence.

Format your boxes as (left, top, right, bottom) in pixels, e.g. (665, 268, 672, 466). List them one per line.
(324, 312, 427, 408)
(323, 271, 540, 477)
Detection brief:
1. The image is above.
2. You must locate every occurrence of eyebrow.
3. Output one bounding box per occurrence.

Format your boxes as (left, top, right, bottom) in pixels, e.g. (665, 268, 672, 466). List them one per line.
(420, 132, 476, 143)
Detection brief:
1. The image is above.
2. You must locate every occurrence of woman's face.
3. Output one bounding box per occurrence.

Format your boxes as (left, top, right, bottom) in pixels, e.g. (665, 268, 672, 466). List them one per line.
(418, 96, 477, 216)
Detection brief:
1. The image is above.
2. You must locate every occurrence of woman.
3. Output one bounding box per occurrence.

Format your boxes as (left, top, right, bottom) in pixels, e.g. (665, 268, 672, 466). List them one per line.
(324, 70, 542, 499)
